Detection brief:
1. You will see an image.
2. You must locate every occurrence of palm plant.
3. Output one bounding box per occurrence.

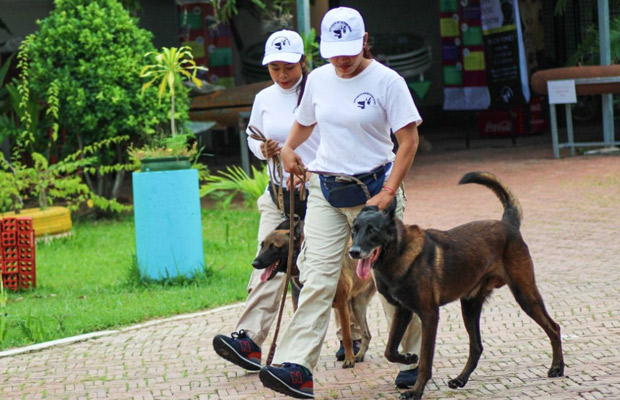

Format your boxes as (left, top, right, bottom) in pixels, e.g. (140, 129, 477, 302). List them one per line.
(566, 16, 620, 65)
(140, 46, 207, 137)
(200, 165, 269, 208)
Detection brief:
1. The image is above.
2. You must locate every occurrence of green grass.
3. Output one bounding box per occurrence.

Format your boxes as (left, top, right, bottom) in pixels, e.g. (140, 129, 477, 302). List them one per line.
(0, 208, 259, 351)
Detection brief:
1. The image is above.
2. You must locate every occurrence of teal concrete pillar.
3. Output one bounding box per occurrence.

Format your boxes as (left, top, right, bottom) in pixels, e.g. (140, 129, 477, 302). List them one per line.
(132, 169, 204, 280)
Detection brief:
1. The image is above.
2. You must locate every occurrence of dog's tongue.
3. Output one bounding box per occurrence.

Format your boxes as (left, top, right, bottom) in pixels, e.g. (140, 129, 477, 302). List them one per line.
(260, 262, 278, 282)
(356, 247, 379, 280)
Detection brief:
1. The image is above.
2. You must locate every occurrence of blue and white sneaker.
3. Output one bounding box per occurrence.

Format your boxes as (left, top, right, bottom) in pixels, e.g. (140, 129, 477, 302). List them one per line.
(212, 329, 261, 371)
(259, 362, 314, 399)
(335, 339, 362, 361)
(395, 367, 419, 388)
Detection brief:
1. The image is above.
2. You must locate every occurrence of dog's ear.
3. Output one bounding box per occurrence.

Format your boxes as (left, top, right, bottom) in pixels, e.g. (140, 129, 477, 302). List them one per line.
(293, 218, 303, 241)
(275, 219, 290, 230)
(383, 198, 397, 219)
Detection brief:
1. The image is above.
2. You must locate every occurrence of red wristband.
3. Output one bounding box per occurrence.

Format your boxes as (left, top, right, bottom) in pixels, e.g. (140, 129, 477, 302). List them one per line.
(381, 186, 396, 196)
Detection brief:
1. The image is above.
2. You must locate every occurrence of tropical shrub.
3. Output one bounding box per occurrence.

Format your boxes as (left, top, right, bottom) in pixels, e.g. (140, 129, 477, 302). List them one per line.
(200, 165, 269, 208)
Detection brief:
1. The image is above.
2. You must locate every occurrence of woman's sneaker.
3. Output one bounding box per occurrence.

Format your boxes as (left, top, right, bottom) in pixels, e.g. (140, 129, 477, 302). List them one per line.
(259, 362, 314, 399)
(335, 339, 362, 361)
(212, 329, 261, 371)
(395, 367, 419, 388)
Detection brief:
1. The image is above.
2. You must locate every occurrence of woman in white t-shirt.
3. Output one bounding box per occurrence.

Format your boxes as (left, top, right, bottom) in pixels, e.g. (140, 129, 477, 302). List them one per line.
(212, 30, 320, 372)
(259, 8, 423, 399)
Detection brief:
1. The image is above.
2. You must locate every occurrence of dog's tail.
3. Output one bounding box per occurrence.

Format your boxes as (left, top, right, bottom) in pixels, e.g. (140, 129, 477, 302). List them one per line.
(458, 171, 523, 229)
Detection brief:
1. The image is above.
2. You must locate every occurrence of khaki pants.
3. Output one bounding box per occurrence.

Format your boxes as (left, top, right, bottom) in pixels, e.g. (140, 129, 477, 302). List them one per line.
(273, 175, 421, 373)
(236, 191, 356, 350)
(235, 191, 286, 347)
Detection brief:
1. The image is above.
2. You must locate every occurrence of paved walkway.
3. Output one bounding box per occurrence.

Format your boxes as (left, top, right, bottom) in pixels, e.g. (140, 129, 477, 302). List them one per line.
(2, 135, 620, 399)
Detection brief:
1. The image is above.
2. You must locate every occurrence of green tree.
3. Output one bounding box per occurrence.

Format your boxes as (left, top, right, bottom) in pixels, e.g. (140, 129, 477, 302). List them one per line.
(24, 0, 189, 201)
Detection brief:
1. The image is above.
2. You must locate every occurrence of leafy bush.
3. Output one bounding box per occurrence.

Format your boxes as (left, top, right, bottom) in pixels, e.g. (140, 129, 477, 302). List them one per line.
(23, 0, 190, 200)
(0, 41, 132, 214)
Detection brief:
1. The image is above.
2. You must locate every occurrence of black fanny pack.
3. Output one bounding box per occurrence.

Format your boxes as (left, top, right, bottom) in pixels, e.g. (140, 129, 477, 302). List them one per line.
(268, 182, 308, 220)
(319, 162, 391, 208)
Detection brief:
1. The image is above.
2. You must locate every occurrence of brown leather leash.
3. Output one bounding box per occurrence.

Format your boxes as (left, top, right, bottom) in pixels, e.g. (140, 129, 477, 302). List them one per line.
(248, 125, 286, 213)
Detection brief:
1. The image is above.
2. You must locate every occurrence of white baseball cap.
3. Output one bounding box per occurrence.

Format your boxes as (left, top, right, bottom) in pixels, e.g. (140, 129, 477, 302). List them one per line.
(319, 7, 365, 59)
(262, 29, 304, 65)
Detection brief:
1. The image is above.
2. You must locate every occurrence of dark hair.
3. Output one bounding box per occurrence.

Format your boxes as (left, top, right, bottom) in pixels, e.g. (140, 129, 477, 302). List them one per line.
(297, 55, 310, 106)
(363, 41, 373, 59)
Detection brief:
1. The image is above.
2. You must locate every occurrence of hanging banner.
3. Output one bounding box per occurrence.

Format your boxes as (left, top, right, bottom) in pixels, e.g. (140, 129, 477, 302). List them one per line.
(178, 2, 236, 88)
(441, 0, 491, 111)
(480, 0, 530, 106)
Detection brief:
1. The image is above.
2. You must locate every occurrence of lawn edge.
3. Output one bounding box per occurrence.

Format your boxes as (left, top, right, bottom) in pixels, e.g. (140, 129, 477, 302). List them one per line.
(0, 302, 244, 359)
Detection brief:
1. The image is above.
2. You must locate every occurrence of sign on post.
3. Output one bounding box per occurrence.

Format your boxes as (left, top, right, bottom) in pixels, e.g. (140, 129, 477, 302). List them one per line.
(547, 80, 577, 104)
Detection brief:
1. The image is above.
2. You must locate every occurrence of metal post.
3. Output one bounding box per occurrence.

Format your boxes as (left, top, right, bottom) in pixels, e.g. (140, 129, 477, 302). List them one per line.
(296, 0, 311, 37)
(598, 0, 614, 146)
(565, 104, 575, 156)
(238, 111, 251, 175)
(550, 104, 560, 159)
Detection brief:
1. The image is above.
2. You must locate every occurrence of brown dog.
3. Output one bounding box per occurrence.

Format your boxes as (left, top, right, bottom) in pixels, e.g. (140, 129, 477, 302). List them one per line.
(349, 171, 564, 399)
(253, 220, 376, 368)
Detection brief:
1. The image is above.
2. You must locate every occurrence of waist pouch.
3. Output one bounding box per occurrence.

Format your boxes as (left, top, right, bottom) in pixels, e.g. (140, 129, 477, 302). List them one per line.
(268, 182, 308, 220)
(319, 162, 391, 208)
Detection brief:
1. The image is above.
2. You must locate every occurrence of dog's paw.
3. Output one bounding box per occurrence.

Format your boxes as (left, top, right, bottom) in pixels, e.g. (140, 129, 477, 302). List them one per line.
(354, 353, 365, 363)
(386, 352, 419, 365)
(342, 358, 355, 369)
(402, 352, 419, 365)
(447, 377, 466, 389)
(548, 363, 564, 378)
(399, 389, 422, 400)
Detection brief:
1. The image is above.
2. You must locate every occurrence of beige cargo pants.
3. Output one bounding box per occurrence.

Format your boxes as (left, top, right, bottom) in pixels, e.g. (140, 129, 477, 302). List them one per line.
(237, 190, 359, 351)
(273, 175, 421, 373)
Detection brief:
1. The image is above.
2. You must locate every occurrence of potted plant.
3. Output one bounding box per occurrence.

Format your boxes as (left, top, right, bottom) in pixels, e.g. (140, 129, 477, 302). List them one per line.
(132, 46, 207, 172)
(131, 46, 208, 281)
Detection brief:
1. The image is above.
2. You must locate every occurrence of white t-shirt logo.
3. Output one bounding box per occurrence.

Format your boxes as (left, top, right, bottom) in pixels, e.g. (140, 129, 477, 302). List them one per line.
(354, 92, 376, 109)
(329, 21, 352, 40)
(272, 37, 291, 51)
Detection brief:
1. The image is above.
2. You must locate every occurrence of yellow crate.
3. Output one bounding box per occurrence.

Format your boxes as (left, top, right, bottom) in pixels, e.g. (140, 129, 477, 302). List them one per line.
(0, 207, 72, 237)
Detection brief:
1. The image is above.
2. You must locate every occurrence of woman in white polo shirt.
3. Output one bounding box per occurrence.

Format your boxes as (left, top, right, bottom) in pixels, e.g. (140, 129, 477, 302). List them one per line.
(212, 29, 321, 372)
(259, 8, 423, 399)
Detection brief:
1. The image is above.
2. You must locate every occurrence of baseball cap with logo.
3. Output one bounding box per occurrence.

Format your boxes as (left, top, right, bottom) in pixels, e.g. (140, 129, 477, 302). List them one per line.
(319, 7, 366, 59)
(262, 29, 304, 65)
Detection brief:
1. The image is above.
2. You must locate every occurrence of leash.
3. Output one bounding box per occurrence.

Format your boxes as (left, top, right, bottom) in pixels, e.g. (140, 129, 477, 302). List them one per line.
(248, 125, 286, 214)
(266, 164, 307, 366)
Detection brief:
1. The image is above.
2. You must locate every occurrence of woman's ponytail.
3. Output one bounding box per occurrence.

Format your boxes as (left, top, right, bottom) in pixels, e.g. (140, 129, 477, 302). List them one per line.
(297, 55, 310, 106)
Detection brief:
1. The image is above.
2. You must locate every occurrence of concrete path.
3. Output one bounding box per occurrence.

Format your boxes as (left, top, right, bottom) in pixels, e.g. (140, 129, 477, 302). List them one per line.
(1, 135, 619, 399)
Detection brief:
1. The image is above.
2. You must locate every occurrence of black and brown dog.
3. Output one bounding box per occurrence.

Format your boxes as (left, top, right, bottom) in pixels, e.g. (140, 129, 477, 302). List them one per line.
(253, 219, 376, 368)
(349, 171, 564, 400)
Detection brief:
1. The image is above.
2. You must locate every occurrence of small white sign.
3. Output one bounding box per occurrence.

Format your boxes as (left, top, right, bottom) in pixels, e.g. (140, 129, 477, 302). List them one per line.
(547, 80, 577, 104)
